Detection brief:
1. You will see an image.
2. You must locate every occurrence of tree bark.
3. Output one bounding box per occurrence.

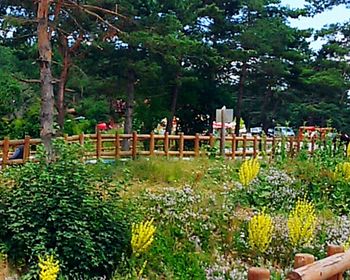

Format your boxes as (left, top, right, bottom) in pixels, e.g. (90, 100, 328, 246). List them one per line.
(37, 0, 54, 160)
(57, 35, 70, 131)
(124, 69, 135, 134)
(122, 69, 135, 151)
(234, 62, 247, 136)
(260, 83, 273, 131)
(166, 74, 180, 134)
(57, 32, 83, 132)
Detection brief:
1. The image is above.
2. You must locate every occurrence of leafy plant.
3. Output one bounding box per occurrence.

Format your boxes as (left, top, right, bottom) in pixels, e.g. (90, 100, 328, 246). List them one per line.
(335, 162, 350, 180)
(0, 142, 130, 279)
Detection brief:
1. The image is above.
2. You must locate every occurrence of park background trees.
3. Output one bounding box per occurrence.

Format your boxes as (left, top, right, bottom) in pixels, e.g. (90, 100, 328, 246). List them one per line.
(0, 0, 349, 142)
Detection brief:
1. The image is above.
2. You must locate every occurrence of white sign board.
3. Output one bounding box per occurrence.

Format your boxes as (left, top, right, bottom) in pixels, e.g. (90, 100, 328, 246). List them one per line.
(216, 108, 233, 123)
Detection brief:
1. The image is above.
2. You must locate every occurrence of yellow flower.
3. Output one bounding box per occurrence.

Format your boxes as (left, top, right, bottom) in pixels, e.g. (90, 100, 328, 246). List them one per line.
(335, 162, 350, 180)
(131, 219, 156, 256)
(288, 199, 316, 247)
(248, 210, 274, 253)
(38, 255, 59, 280)
(239, 158, 260, 186)
(347, 143, 350, 157)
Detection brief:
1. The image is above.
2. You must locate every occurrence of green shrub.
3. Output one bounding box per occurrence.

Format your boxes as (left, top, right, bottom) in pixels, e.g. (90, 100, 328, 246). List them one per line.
(0, 142, 130, 279)
(63, 118, 96, 135)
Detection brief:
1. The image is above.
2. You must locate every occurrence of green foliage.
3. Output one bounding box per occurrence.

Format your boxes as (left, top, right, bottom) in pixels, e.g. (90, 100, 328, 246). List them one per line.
(1, 1, 349, 134)
(0, 142, 130, 279)
(77, 98, 110, 123)
(63, 118, 95, 135)
(2, 146, 350, 278)
(0, 46, 39, 139)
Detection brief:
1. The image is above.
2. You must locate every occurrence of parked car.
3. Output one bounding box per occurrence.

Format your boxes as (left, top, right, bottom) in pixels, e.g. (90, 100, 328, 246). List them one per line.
(250, 127, 263, 136)
(273, 126, 295, 137)
(267, 128, 274, 137)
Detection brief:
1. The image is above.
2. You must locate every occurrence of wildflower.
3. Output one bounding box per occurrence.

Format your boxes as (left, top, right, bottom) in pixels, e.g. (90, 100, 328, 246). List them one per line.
(38, 255, 59, 280)
(288, 199, 316, 247)
(131, 219, 156, 256)
(248, 210, 274, 253)
(335, 162, 350, 180)
(347, 143, 350, 158)
(239, 158, 260, 186)
(137, 260, 148, 278)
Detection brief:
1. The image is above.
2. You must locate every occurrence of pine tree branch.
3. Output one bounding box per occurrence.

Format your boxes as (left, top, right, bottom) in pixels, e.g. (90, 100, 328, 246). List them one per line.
(69, 32, 84, 53)
(49, 0, 64, 40)
(80, 4, 128, 20)
(62, 0, 123, 35)
(15, 77, 41, 83)
(13, 75, 60, 84)
(13, 76, 75, 92)
(3, 15, 37, 24)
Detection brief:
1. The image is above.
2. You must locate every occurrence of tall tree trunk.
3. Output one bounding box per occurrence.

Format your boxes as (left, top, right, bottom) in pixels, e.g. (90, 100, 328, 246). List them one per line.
(57, 40, 70, 132)
(234, 62, 247, 136)
(122, 69, 135, 151)
(37, 0, 54, 160)
(260, 84, 273, 131)
(166, 74, 180, 134)
(57, 32, 83, 132)
(124, 69, 135, 134)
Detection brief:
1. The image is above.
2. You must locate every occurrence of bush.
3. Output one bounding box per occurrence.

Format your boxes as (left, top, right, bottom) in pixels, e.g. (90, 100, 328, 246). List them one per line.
(0, 142, 130, 279)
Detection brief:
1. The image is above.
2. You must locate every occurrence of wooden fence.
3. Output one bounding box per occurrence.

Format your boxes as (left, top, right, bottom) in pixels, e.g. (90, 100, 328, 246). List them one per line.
(248, 245, 350, 280)
(0, 131, 334, 168)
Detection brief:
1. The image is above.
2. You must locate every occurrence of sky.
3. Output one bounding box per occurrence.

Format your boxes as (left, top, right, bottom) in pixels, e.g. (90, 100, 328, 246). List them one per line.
(281, 0, 350, 49)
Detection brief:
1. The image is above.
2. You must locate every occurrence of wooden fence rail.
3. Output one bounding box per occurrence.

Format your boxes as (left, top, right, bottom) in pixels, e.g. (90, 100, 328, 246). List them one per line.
(0, 131, 337, 168)
(248, 245, 350, 280)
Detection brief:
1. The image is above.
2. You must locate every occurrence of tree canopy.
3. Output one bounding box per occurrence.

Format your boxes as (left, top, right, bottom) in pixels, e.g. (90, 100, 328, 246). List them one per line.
(0, 0, 349, 140)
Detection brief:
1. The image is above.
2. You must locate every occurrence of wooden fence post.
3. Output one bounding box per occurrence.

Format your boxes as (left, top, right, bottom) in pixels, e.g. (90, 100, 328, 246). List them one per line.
(209, 133, 215, 148)
(2, 137, 9, 169)
(96, 130, 101, 159)
(164, 132, 169, 157)
(311, 136, 315, 156)
(220, 108, 225, 157)
(287, 250, 350, 280)
(297, 136, 301, 153)
(79, 133, 85, 145)
(253, 136, 258, 158)
(294, 253, 315, 269)
(194, 133, 200, 157)
(115, 133, 120, 159)
(149, 132, 155, 156)
(179, 133, 184, 158)
(232, 134, 236, 160)
(243, 135, 247, 159)
(289, 136, 294, 157)
(132, 131, 137, 160)
(271, 137, 276, 160)
(248, 267, 270, 280)
(327, 245, 345, 280)
(23, 135, 30, 162)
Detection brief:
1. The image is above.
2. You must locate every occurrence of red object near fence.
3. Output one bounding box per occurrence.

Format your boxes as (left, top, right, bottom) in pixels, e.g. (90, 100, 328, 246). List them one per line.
(97, 122, 108, 131)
